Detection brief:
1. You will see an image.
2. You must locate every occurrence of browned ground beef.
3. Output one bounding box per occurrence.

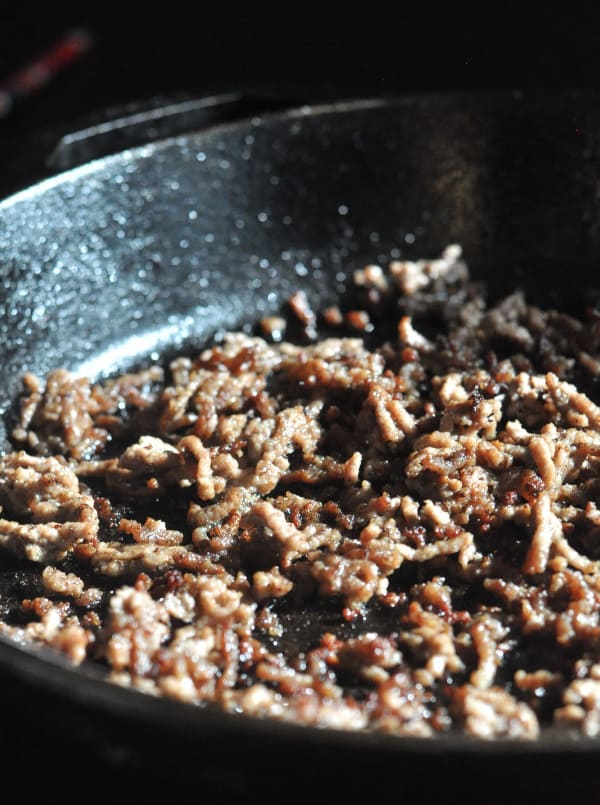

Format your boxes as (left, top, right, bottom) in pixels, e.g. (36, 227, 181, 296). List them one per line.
(3, 244, 600, 739)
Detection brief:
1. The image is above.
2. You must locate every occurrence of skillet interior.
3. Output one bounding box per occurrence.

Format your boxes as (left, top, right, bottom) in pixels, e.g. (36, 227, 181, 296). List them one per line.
(2, 91, 600, 792)
(2, 90, 600, 443)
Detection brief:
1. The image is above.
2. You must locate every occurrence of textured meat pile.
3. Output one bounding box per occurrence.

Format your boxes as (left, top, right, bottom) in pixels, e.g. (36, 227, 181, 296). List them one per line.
(3, 244, 600, 740)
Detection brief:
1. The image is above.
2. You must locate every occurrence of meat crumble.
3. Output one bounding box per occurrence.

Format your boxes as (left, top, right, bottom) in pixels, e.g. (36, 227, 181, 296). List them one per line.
(3, 244, 600, 740)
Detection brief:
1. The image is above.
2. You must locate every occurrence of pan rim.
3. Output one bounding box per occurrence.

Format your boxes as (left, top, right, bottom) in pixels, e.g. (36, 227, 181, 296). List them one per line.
(2, 86, 600, 211)
(0, 631, 597, 755)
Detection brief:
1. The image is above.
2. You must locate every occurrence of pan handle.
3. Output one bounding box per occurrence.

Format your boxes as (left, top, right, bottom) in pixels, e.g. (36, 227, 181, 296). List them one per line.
(45, 91, 299, 171)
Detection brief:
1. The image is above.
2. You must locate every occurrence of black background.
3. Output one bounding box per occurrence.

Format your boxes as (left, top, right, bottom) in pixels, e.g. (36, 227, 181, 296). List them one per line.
(1, 7, 600, 196)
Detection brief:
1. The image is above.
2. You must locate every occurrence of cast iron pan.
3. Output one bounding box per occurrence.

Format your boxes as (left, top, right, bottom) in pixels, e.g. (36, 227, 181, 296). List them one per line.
(1, 90, 600, 797)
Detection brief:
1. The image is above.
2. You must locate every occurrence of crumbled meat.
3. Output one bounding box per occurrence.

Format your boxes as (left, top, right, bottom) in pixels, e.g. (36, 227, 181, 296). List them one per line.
(100, 586, 171, 675)
(0, 452, 98, 562)
(11, 366, 163, 459)
(42, 566, 86, 597)
(4, 243, 600, 742)
(450, 685, 540, 739)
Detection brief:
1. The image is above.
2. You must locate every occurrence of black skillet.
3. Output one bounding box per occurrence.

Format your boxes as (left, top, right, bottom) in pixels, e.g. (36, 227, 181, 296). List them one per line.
(1, 90, 600, 797)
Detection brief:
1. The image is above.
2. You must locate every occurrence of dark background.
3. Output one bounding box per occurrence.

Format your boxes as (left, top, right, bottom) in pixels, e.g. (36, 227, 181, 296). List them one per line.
(1, 8, 600, 196)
